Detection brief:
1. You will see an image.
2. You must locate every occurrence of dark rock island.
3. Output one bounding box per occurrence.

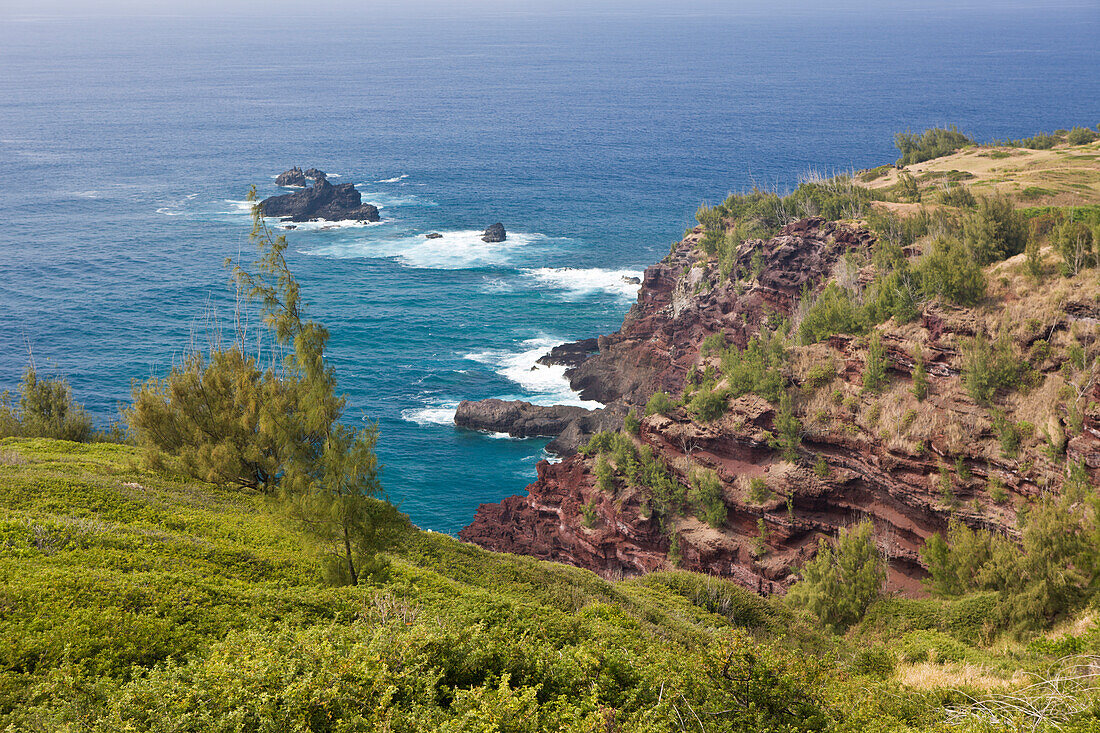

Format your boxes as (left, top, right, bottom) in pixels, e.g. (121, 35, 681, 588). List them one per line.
(481, 222, 507, 242)
(260, 170, 379, 223)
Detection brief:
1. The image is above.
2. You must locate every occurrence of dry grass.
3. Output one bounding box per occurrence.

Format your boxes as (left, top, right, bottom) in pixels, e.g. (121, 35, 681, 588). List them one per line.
(0, 449, 28, 466)
(864, 140, 1100, 205)
(896, 661, 1024, 691)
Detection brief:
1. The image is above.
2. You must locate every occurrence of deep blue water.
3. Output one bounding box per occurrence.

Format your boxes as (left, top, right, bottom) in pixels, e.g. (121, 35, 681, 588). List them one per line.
(2, 3, 1098, 534)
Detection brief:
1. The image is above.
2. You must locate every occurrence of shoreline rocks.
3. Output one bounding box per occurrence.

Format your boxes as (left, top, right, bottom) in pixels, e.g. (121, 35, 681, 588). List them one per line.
(455, 398, 625, 455)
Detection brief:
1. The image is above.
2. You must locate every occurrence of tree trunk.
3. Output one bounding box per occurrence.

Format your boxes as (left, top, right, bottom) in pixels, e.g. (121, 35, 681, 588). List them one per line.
(343, 525, 358, 586)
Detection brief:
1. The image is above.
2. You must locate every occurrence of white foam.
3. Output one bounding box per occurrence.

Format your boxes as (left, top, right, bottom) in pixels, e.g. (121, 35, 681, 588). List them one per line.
(277, 218, 386, 231)
(523, 267, 643, 300)
(464, 336, 603, 408)
(357, 191, 437, 208)
(303, 230, 546, 270)
(224, 199, 259, 213)
(376, 174, 409, 183)
(400, 403, 458, 426)
(156, 207, 183, 216)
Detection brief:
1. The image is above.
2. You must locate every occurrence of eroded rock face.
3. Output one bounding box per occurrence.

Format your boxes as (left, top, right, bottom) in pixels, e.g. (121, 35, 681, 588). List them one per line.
(481, 223, 507, 243)
(460, 216, 1099, 595)
(260, 176, 379, 223)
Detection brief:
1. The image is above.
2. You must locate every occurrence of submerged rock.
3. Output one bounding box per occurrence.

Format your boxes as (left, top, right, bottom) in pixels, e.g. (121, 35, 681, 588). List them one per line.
(260, 176, 379, 223)
(481, 222, 507, 243)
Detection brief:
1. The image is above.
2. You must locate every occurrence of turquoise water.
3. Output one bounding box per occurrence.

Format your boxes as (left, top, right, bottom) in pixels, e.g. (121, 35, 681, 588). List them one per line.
(2, 3, 1098, 534)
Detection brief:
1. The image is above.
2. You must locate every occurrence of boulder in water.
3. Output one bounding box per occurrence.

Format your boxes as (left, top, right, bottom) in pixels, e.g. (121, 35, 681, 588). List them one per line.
(481, 222, 507, 243)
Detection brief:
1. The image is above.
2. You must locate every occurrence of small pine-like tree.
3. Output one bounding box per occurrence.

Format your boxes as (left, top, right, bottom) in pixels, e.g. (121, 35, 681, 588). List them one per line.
(787, 520, 885, 630)
(862, 333, 888, 392)
(911, 349, 929, 401)
(769, 390, 802, 461)
(4, 367, 93, 442)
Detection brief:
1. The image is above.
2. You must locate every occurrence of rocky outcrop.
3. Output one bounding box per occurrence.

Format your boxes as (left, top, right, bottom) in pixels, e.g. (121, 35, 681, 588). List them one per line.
(260, 176, 379, 223)
(536, 338, 600, 369)
(425, 232, 443, 240)
(482, 223, 507, 243)
(455, 398, 626, 455)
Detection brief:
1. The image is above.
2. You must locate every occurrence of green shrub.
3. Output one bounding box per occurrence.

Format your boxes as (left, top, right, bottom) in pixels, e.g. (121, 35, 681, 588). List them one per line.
(688, 387, 729, 422)
(720, 327, 788, 402)
(623, 410, 640, 435)
(688, 468, 727, 528)
(700, 332, 728, 357)
(938, 183, 975, 208)
(1, 368, 93, 443)
(911, 351, 929, 401)
(900, 629, 971, 664)
(643, 390, 673, 417)
(594, 456, 615, 493)
(748, 477, 771, 503)
(787, 521, 885, 630)
(895, 126, 973, 166)
(961, 334, 1021, 405)
(769, 391, 802, 461)
(962, 195, 1028, 265)
(850, 646, 895, 678)
(1066, 126, 1099, 145)
(1052, 216, 1096, 276)
(803, 358, 836, 390)
(798, 282, 868, 344)
(917, 238, 986, 305)
(862, 332, 889, 392)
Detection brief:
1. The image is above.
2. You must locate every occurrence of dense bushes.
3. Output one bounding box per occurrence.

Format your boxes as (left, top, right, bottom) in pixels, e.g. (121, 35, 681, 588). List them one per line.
(894, 126, 973, 166)
(719, 326, 788, 402)
(798, 282, 868, 344)
(962, 195, 1028, 264)
(0, 368, 93, 443)
(582, 431, 686, 525)
(688, 468, 727, 528)
(960, 333, 1024, 405)
(915, 237, 986, 305)
(786, 521, 885, 630)
(921, 480, 1100, 629)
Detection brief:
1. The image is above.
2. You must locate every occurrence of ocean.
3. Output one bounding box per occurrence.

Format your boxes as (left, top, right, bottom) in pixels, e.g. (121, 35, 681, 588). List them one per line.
(2, 2, 1098, 534)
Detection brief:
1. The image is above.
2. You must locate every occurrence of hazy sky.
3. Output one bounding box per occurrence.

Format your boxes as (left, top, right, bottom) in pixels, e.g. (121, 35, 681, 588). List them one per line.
(3, 0, 1095, 20)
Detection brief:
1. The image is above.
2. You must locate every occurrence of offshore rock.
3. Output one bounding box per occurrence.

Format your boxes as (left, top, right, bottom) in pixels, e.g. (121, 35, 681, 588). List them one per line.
(260, 176, 379, 223)
(481, 222, 507, 243)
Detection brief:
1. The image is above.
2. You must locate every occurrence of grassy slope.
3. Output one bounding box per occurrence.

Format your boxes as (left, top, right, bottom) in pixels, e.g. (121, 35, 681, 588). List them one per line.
(863, 138, 1100, 207)
(3, 437, 1098, 731)
(0, 438, 830, 731)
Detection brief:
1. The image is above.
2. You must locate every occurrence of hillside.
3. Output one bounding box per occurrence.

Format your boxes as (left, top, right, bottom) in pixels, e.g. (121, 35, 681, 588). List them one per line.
(2, 436, 1100, 731)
